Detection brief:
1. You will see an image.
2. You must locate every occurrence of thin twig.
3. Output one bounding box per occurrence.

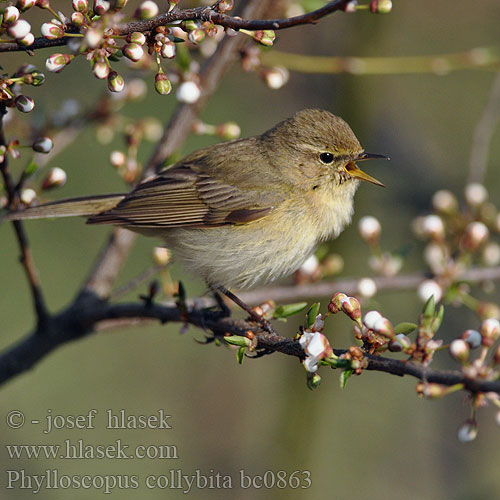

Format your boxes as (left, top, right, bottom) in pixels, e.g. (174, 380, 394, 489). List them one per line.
(0, 104, 48, 324)
(467, 69, 500, 184)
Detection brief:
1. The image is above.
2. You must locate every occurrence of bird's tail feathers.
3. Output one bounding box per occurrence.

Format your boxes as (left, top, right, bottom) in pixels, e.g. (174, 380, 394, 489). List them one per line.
(2, 194, 125, 221)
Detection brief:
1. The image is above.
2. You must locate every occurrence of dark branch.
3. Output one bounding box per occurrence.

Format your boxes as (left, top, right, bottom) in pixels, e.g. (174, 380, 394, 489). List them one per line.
(0, 1, 349, 53)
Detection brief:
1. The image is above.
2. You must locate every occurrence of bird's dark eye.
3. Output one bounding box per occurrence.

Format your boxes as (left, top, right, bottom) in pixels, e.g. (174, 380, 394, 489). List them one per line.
(320, 152, 334, 164)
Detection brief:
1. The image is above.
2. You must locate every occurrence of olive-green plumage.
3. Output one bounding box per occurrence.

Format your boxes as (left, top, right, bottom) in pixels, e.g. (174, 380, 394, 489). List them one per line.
(4, 109, 386, 289)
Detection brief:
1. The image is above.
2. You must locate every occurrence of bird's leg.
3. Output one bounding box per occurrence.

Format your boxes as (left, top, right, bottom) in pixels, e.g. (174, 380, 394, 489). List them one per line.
(217, 287, 277, 336)
(211, 289, 230, 317)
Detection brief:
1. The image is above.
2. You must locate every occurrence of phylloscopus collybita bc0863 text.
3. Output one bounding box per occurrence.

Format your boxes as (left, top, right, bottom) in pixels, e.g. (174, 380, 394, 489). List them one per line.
(5, 109, 388, 290)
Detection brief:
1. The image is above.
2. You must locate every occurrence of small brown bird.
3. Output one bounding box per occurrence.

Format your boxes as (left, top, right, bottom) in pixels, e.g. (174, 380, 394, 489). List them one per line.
(5, 109, 387, 291)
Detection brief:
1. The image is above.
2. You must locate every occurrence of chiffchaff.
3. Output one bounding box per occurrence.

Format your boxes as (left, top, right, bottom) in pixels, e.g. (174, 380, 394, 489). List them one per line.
(5, 109, 387, 290)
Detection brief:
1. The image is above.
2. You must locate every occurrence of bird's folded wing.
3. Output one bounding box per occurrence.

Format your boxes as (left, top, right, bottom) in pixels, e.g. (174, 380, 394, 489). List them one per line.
(87, 165, 284, 228)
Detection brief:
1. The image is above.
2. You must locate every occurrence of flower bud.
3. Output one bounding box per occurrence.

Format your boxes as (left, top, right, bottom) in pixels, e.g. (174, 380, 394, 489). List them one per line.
(262, 66, 289, 90)
(482, 242, 500, 266)
(176, 81, 201, 103)
(14, 94, 35, 112)
(41, 21, 64, 40)
(123, 43, 144, 62)
(114, 0, 128, 8)
(93, 0, 109, 15)
(461, 329, 482, 349)
(109, 150, 126, 168)
(417, 279, 443, 303)
(32, 137, 53, 153)
(358, 215, 381, 244)
(357, 277, 377, 298)
(188, 29, 205, 44)
(464, 183, 488, 207)
(373, 316, 394, 338)
(299, 254, 319, 277)
(135, 0, 158, 19)
(17, 0, 37, 11)
(215, 122, 241, 140)
(432, 189, 458, 214)
(72, 0, 88, 12)
(46, 53, 73, 73)
(370, 0, 392, 13)
(250, 29, 275, 47)
(153, 246, 171, 266)
(85, 28, 103, 48)
(476, 302, 500, 320)
(480, 318, 500, 346)
(344, 1, 358, 13)
(154, 72, 172, 95)
(4, 6, 20, 24)
(36, 0, 50, 8)
(128, 32, 146, 45)
(160, 41, 176, 59)
(462, 221, 489, 251)
(341, 296, 362, 323)
(8, 19, 31, 39)
(416, 382, 446, 399)
(306, 372, 322, 390)
(457, 419, 478, 442)
(107, 71, 124, 92)
(20, 188, 37, 205)
(216, 0, 233, 12)
(93, 60, 110, 79)
(70, 11, 85, 26)
(328, 292, 348, 314)
(449, 339, 470, 363)
(421, 214, 445, 240)
(42, 167, 67, 189)
(18, 32, 35, 46)
(388, 333, 412, 352)
(363, 310, 383, 330)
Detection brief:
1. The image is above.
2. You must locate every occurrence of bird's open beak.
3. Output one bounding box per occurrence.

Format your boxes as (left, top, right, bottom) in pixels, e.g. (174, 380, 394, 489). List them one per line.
(344, 152, 390, 187)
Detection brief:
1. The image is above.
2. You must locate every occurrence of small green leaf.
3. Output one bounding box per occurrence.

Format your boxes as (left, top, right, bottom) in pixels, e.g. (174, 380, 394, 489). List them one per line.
(394, 322, 418, 335)
(23, 159, 39, 179)
(224, 335, 251, 347)
(236, 347, 245, 364)
(306, 302, 321, 328)
(175, 43, 191, 72)
(422, 295, 436, 318)
(340, 368, 354, 389)
(172, 36, 186, 43)
(274, 302, 307, 319)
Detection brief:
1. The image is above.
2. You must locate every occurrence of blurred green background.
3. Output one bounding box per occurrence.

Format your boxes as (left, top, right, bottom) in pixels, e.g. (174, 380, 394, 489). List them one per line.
(1, 1, 500, 499)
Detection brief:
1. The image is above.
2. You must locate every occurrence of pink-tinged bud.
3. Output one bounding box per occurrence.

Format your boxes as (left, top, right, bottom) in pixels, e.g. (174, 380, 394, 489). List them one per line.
(20, 188, 37, 205)
(363, 310, 383, 330)
(216, 0, 233, 12)
(370, 0, 392, 13)
(160, 41, 176, 59)
(17, 0, 37, 11)
(32, 137, 53, 153)
(72, 0, 88, 12)
(462, 221, 489, 251)
(42, 167, 67, 189)
(107, 71, 124, 92)
(14, 94, 35, 112)
(109, 150, 126, 168)
(357, 277, 377, 298)
(93, 0, 109, 15)
(449, 339, 470, 363)
(216, 122, 241, 140)
(152, 246, 171, 266)
(46, 53, 73, 73)
(8, 19, 31, 39)
(93, 60, 109, 79)
(372, 316, 394, 339)
(341, 296, 362, 323)
(135, 0, 158, 19)
(250, 29, 275, 47)
(464, 183, 487, 207)
(4, 6, 20, 24)
(432, 189, 458, 214)
(128, 32, 146, 45)
(417, 279, 443, 303)
(85, 28, 103, 48)
(421, 214, 445, 240)
(188, 29, 205, 44)
(41, 21, 64, 40)
(263, 66, 289, 90)
(70, 12, 85, 26)
(123, 43, 144, 62)
(461, 329, 482, 349)
(154, 72, 172, 95)
(328, 292, 348, 314)
(480, 318, 500, 347)
(358, 215, 381, 244)
(389, 333, 412, 352)
(36, 0, 51, 9)
(457, 419, 478, 442)
(18, 32, 35, 46)
(416, 382, 446, 399)
(344, 1, 358, 13)
(176, 81, 200, 103)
